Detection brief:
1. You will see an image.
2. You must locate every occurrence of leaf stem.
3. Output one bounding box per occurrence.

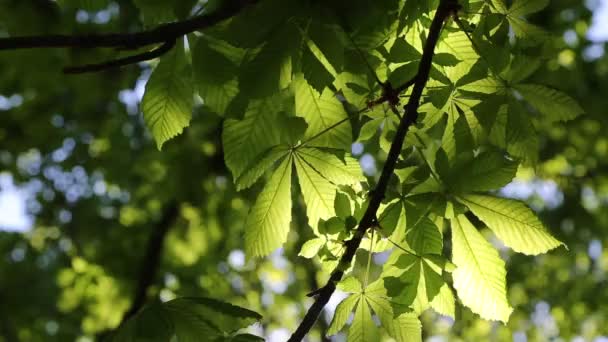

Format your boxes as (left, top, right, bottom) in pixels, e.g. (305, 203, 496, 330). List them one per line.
(363, 230, 375, 289)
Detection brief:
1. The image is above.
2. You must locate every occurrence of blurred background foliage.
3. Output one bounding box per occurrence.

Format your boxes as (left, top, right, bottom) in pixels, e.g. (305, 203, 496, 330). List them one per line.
(0, 0, 607, 341)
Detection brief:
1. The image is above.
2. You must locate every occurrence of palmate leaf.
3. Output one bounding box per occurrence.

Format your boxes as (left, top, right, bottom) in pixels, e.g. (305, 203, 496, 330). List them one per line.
(294, 75, 352, 150)
(458, 194, 563, 255)
(295, 148, 364, 186)
(141, 42, 193, 150)
(365, 279, 422, 342)
(491, 0, 548, 44)
(329, 278, 422, 342)
(515, 83, 584, 122)
(451, 215, 513, 322)
(244, 156, 292, 257)
(349, 297, 380, 342)
(111, 297, 262, 342)
(383, 254, 444, 314)
(294, 148, 364, 228)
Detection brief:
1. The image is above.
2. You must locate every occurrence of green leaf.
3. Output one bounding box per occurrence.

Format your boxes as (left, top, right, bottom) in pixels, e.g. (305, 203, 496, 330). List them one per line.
(244, 156, 293, 257)
(224, 334, 265, 342)
(508, 0, 549, 16)
(294, 75, 352, 150)
(235, 146, 290, 191)
(294, 154, 337, 228)
(334, 191, 352, 219)
(384, 253, 444, 313)
(298, 237, 325, 259)
(389, 38, 421, 63)
(515, 84, 584, 122)
(348, 297, 380, 342)
(296, 148, 365, 186)
(111, 297, 262, 342)
(338, 276, 363, 293)
(192, 38, 241, 115)
(327, 295, 359, 335)
(506, 100, 539, 164)
(405, 217, 443, 255)
(364, 280, 422, 342)
(451, 215, 513, 322)
(141, 43, 193, 150)
(133, 0, 175, 25)
(446, 150, 518, 193)
(223, 95, 285, 181)
(239, 23, 299, 98)
(458, 194, 564, 255)
(430, 284, 456, 318)
(433, 53, 461, 67)
(358, 118, 383, 141)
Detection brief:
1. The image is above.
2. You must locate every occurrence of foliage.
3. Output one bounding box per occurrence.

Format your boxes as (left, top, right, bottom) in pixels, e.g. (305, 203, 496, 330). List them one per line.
(0, 0, 606, 341)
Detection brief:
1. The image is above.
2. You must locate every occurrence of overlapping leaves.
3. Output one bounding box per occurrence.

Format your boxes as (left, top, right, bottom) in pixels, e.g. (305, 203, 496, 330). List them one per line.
(132, 0, 582, 338)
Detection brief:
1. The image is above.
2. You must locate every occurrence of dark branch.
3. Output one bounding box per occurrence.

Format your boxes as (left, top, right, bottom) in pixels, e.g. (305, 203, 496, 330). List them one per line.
(63, 39, 176, 74)
(121, 202, 179, 323)
(0, 0, 257, 72)
(287, 1, 459, 341)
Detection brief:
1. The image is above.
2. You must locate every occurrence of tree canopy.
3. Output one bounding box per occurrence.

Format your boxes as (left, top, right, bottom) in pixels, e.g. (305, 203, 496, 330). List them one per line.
(1, 0, 607, 341)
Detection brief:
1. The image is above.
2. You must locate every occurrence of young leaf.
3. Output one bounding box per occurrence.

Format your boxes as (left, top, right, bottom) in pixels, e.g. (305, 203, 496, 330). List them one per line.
(298, 237, 325, 259)
(244, 156, 293, 257)
(458, 194, 563, 255)
(451, 215, 513, 322)
(141, 43, 193, 150)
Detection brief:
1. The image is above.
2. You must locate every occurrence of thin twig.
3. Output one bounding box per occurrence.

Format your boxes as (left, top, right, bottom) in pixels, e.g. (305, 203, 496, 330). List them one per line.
(287, 1, 459, 340)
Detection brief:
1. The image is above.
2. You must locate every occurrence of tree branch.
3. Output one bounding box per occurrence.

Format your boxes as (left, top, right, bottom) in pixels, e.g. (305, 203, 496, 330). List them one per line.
(287, 1, 459, 341)
(63, 39, 176, 74)
(120, 202, 179, 323)
(0, 0, 258, 73)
